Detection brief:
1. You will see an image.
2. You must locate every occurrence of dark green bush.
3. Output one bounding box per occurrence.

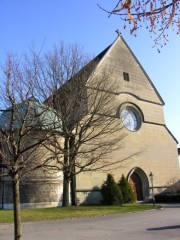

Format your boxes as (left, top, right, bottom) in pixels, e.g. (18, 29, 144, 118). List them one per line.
(119, 174, 136, 203)
(101, 174, 123, 205)
(155, 194, 180, 203)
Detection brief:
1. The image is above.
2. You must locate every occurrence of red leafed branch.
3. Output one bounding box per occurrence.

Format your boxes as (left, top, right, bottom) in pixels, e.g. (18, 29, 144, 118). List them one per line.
(98, 0, 180, 47)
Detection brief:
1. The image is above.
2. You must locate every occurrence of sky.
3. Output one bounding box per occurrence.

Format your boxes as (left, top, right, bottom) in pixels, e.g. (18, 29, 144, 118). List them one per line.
(0, 0, 180, 146)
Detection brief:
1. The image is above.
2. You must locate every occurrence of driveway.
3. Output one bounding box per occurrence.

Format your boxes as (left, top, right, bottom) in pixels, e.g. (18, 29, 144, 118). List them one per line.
(1, 204, 180, 240)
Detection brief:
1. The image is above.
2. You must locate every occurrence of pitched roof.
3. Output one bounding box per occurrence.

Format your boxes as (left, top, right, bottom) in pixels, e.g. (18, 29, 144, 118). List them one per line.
(88, 36, 164, 105)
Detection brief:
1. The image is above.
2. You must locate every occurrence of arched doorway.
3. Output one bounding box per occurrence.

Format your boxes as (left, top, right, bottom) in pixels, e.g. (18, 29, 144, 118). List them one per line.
(127, 168, 149, 201)
(129, 172, 143, 200)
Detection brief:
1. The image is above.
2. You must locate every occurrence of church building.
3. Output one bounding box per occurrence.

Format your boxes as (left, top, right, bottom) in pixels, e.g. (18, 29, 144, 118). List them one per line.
(75, 35, 180, 204)
(0, 36, 179, 208)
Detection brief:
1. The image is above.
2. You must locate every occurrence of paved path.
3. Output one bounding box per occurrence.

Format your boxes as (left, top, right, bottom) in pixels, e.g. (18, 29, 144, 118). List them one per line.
(1, 204, 180, 240)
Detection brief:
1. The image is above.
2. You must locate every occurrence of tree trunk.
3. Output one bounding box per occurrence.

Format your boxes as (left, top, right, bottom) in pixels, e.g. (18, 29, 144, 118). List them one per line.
(70, 169, 77, 206)
(62, 137, 70, 207)
(12, 175, 22, 240)
(62, 171, 70, 206)
(69, 135, 77, 206)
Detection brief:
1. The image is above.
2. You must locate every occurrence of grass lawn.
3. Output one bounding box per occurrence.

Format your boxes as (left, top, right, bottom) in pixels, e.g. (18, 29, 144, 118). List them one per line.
(0, 204, 156, 223)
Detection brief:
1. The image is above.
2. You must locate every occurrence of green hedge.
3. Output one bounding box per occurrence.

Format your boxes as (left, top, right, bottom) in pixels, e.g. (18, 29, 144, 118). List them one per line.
(101, 174, 123, 205)
(118, 174, 136, 203)
(155, 194, 180, 203)
(101, 174, 136, 205)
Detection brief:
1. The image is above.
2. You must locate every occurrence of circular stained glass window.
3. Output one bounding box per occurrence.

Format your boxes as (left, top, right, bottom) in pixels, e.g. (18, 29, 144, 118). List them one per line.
(120, 107, 141, 131)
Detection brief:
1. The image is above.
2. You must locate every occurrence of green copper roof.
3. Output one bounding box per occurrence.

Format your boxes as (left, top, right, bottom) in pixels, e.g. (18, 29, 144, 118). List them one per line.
(0, 98, 61, 131)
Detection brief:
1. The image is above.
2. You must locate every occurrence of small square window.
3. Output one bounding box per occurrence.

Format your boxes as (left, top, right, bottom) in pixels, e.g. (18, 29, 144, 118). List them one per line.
(123, 72, 130, 81)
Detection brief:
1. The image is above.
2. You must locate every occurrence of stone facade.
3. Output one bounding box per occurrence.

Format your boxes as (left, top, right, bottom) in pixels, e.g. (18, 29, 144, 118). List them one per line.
(75, 36, 180, 203)
(0, 102, 64, 209)
(0, 178, 63, 209)
(0, 144, 64, 209)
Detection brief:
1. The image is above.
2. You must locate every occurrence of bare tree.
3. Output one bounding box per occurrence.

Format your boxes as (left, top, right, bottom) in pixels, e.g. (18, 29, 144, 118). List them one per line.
(0, 55, 58, 240)
(30, 43, 138, 206)
(98, 0, 180, 48)
(48, 71, 130, 206)
(27, 43, 92, 206)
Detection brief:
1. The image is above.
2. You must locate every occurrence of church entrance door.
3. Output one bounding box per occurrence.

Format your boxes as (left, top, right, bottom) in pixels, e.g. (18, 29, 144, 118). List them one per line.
(129, 172, 143, 201)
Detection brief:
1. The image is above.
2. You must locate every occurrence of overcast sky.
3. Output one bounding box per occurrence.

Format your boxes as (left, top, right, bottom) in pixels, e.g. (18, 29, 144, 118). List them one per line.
(0, 0, 180, 146)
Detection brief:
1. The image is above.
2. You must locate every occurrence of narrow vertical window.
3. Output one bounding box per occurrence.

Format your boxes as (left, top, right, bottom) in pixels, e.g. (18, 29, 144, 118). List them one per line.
(123, 72, 130, 81)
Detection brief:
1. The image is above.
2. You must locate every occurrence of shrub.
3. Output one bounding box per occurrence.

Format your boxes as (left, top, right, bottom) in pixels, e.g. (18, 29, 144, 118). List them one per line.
(155, 194, 180, 203)
(119, 175, 136, 203)
(101, 174, 123, 205)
